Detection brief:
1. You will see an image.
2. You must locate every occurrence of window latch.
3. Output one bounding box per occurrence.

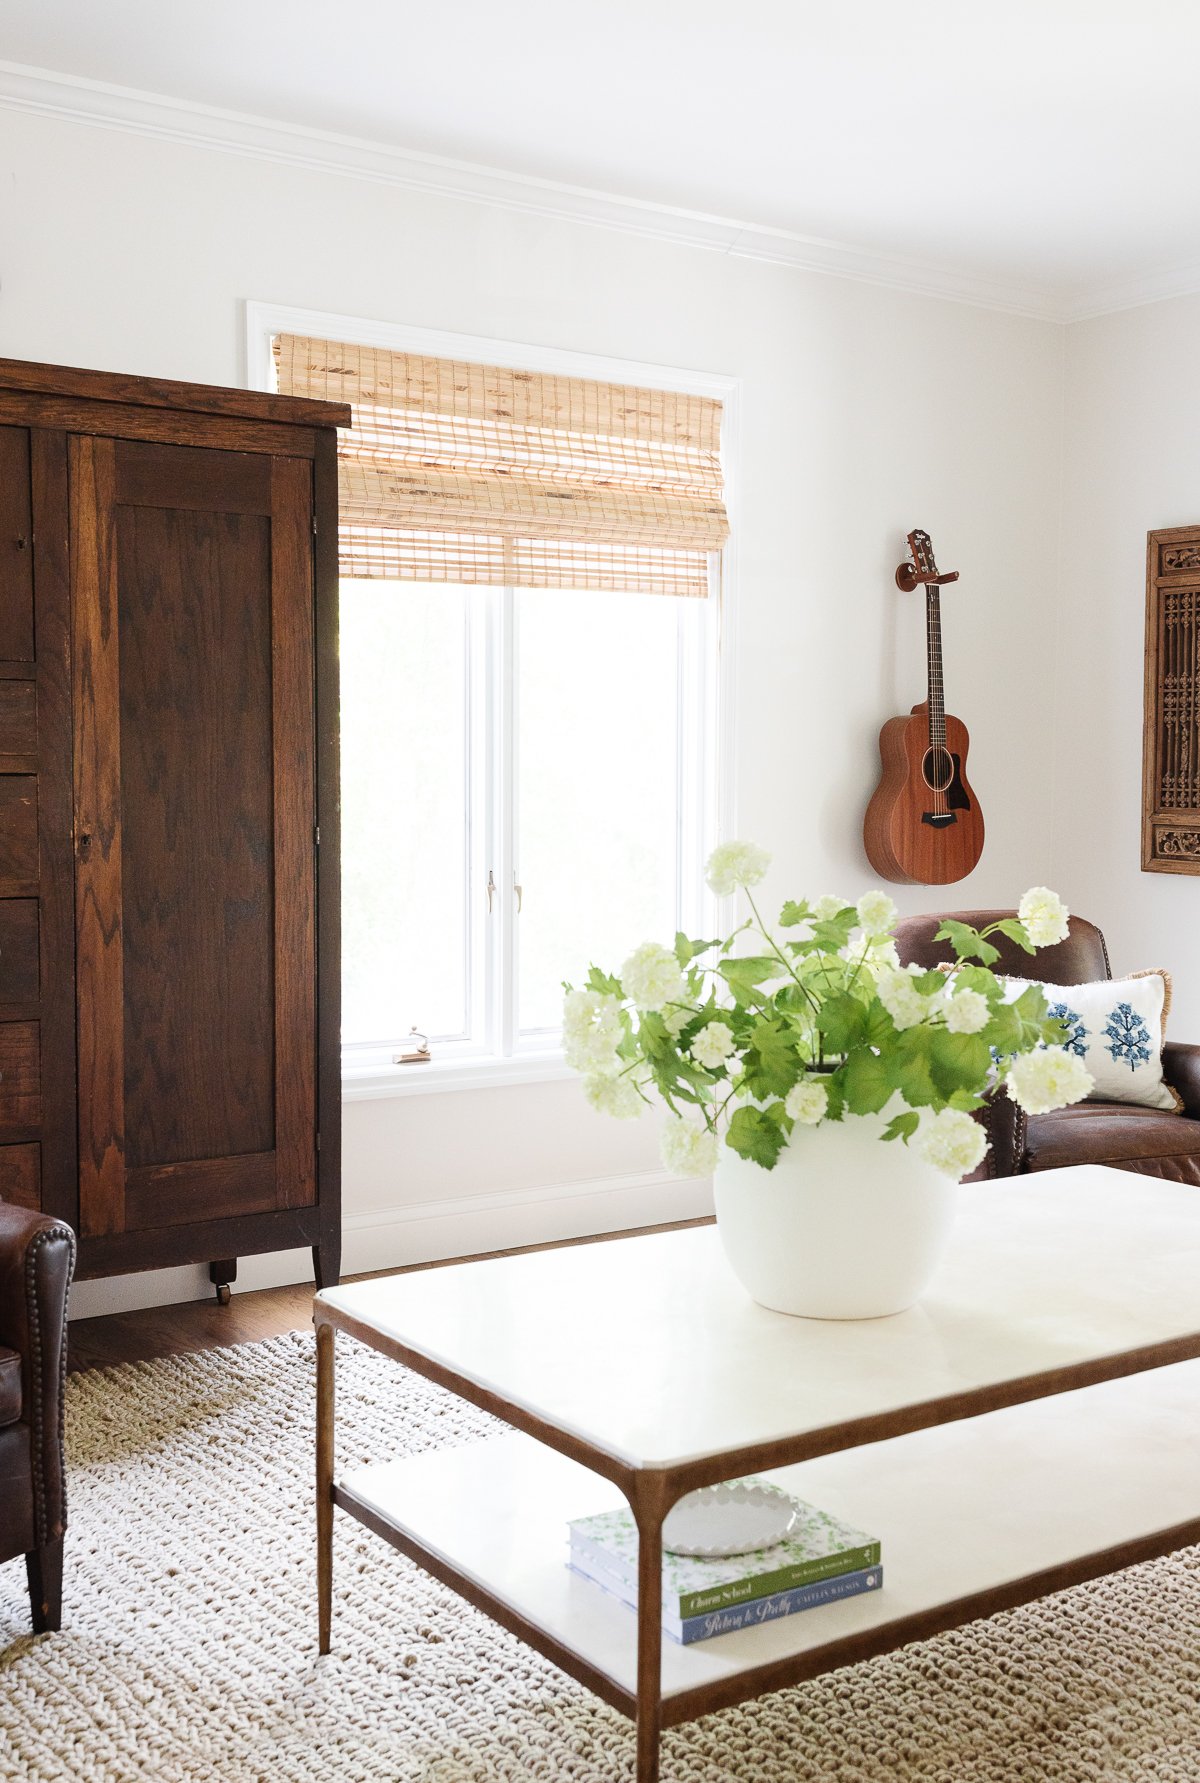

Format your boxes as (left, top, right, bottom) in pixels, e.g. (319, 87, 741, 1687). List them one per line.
(486, 869, 496, 913)
(393, 1027, 431, 1066)
(514, 880, 523, 914)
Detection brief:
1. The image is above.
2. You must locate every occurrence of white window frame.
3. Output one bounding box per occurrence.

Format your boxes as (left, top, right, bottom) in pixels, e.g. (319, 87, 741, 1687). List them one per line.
(245, 302, 740, 1099)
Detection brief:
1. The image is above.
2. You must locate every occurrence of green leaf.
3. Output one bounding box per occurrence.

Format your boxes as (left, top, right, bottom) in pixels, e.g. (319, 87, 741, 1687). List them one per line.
(988, 917, 1036, 956)
(929, 1028, 991, 1097)
(953, 964, 1003, 1000)
(948, 1089, 986, 1111)
(891, 1026, 938, 1106)
(585, 965, 624, 998)
(863, 998, 897, 1047)
(741, 1018, 803, 1099)
(935, 919, 999, 967)
(674, 931, 720, 968)
(726, 1104, 790, 1169)
(811, 913, 857, 952)
(779, 900, 810, 928)
(882, 1109, 920, 1143)
(717, 955, 781, 1002)
(1012, 984, 1049, 1023)
(841, 1047, 894, 1115)
(983, 999, 1023, 1055)
(912, 968, 951, 997)
(815, 993, 869, 1053)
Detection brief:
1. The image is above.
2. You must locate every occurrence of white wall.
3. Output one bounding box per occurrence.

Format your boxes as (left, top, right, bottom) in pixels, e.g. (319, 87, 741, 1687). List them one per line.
(1057, 298, 1200, 1030)
(0, 108, 1067, 1314)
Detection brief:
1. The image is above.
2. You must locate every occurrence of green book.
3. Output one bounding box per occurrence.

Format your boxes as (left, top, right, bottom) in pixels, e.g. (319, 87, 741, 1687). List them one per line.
(569, 1482, 880, 1620)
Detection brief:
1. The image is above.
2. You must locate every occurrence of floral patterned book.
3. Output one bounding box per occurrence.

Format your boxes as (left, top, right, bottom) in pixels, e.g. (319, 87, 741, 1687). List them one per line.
(569, 1485, 881, 1620)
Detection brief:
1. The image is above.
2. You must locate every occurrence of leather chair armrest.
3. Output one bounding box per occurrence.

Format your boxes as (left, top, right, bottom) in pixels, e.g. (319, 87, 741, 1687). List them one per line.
(966, 1085, 1026, 1181)
(1162, 1041, 1200, 1120)
(0, 1204, 75, 1543)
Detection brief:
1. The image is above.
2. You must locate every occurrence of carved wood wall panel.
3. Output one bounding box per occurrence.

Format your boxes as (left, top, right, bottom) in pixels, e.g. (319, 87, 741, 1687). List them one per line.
(1143, 526, 1200, 873)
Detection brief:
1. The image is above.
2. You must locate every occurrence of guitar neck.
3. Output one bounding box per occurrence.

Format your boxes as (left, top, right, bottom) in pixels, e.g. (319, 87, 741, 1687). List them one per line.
(925, 584, 946, 748)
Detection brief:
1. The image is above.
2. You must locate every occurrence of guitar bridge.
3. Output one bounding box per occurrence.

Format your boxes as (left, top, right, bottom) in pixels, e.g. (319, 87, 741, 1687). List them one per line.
(921, 812, 957, 828)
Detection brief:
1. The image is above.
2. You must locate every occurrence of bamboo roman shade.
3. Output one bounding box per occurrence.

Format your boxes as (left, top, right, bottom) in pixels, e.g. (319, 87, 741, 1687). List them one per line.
(273, 335, 729, 596)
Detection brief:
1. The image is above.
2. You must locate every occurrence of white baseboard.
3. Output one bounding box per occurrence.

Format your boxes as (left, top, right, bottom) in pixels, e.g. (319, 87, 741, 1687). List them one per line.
(67, 1169, 713, 1321)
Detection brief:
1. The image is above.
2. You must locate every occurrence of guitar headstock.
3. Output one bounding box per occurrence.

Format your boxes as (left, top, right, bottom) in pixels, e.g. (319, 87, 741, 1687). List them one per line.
(908, 529, 938, 579)
(896, 528, 960, 592)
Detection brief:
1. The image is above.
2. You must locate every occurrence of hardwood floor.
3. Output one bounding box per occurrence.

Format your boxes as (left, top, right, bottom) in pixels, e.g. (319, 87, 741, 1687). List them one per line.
(66, 1215, 712, 1372)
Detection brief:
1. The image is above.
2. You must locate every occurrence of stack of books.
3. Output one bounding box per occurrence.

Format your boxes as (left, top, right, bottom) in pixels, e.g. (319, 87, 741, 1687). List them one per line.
(568, 1483, 882, 1645)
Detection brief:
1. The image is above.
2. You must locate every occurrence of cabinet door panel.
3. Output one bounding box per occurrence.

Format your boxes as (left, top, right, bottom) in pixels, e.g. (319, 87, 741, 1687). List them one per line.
(71, 436, 317, 1238)
(116, 501, 276, 1167)
(0, 429, 34, 661)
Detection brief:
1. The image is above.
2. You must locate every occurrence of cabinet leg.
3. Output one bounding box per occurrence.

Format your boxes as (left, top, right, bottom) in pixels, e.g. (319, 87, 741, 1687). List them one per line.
(209, 1259, 237, 1305)
(316, 1319, 335, 1655)
(27, 1537, 63, 1634)
(313, 1227, 341, 1291)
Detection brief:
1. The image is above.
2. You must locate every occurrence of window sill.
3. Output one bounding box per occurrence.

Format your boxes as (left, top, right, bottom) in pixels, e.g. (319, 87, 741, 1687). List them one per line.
(342, 1050, 576, 1101)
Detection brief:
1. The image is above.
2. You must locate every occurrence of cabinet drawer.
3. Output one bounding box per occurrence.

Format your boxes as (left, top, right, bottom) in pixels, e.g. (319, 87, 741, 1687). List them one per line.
(0, 1022, 40, 1134)
(0, 1141, 38, 1209)
(0, 778, 37, 895)
(0, 900, 38, 1003)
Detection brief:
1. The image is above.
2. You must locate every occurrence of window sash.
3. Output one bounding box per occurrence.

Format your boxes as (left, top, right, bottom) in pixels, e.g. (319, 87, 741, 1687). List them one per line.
(340, 582, 718, 1068)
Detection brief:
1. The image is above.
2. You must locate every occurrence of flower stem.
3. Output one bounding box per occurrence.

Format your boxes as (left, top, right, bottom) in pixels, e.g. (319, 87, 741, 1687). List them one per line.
(743, 888, 822, 1016)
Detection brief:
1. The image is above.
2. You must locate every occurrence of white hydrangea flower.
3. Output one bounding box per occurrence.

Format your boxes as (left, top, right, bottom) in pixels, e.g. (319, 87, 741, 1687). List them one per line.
(785, 1078, 828, 1125)
(583, 1073, 644, 1120)
(690, 1021, 736, 1070)
(856, 890, 898, 938)
(660, 1116, 720, 1178)
(705, 840, 771, 898)
(619, 941, 685, 1013)
(663, 1006, 692, 1040)
(1006, 1046, 1093, 1115)
(875, 965, 929, 1031)
(561, 989, 624, 1075)
(812, 894, 849, 923)
(943, 988, 989, 1035)
(1017, 886, 1070, 949)
(866, 935, 900, 967)
(914, 1107, 988, 1179)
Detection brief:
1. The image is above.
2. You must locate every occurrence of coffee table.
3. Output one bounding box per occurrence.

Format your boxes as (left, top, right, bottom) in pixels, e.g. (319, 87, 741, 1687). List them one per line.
(313, 1163, 1200, 1781)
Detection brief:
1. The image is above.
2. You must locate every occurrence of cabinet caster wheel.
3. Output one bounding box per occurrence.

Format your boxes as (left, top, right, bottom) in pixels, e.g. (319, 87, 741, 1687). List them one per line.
(215, 1282, 231, 1307)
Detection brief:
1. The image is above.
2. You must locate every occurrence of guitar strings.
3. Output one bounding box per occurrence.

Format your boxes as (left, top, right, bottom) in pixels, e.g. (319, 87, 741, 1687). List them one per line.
(926, 582, 947, 816)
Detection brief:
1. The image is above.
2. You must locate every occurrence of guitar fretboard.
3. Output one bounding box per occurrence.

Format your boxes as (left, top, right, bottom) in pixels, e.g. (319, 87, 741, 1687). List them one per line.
(926, 585, 946, 750)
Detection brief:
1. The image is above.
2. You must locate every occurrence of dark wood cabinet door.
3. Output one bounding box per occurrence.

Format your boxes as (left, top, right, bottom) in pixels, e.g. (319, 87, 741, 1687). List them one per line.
(70, 437, 317, 1238)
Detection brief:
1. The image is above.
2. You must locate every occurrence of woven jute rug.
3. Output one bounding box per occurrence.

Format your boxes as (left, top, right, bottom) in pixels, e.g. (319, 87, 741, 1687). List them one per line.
(1, 1332, 1198, 1782)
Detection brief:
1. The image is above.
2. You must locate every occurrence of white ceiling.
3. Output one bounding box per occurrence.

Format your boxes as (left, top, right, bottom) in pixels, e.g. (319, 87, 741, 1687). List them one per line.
(2, 0, 1198, 318)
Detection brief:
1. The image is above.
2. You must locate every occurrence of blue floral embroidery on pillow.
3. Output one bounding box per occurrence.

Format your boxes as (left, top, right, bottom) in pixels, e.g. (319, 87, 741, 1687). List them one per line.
(1048, 1002, 1089, 1058)
(1103, 1002, 1151, 1070)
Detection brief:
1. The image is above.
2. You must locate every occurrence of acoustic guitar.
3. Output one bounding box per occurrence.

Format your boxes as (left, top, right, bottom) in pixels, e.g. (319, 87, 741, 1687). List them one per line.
(863, 529, 984, 885)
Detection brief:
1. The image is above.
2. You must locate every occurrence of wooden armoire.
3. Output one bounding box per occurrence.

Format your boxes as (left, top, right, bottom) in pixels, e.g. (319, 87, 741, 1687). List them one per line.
(0, 359, 347, 1297)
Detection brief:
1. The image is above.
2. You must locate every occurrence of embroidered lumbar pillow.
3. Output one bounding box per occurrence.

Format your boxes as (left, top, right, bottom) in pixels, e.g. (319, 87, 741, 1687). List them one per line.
(997, 970, 1179, 1113)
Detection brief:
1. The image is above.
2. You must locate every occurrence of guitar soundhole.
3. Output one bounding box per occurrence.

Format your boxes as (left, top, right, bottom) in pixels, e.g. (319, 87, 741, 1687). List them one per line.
(922, 746, 954, 792)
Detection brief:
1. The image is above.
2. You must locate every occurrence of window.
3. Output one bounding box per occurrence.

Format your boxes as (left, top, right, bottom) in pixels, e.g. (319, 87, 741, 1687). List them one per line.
(260, 310, 734, 1092)
(340, 578, 720, 1079)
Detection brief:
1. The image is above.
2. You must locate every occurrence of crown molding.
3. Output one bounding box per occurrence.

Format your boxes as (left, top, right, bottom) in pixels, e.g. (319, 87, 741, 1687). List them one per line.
(1064, 259, 1200, 324)
(0, 57, 1074, 322)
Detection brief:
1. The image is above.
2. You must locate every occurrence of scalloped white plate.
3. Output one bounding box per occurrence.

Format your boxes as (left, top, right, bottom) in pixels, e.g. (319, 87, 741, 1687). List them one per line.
(662, 1480, 799, 1557)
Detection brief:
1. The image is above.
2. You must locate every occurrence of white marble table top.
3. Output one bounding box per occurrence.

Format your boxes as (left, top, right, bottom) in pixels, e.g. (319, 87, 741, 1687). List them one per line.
(317, 1163, 1200, 1470)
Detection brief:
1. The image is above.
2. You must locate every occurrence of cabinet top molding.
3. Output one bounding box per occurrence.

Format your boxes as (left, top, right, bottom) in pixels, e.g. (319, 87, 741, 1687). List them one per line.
(0, 357, 350, 432)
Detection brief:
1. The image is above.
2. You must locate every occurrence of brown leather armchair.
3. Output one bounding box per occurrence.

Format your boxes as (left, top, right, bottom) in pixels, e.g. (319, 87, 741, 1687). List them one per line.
(894, 909, 1200, 1185)
(0, 1203, 74, 1632)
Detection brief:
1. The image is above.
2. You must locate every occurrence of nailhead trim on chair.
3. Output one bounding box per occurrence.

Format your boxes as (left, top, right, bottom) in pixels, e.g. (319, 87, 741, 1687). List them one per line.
(25, 1224, 75, 1546)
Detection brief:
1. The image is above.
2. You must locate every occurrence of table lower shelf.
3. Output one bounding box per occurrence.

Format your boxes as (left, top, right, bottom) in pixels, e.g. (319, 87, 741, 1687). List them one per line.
(335, 1356, 1200, 1726)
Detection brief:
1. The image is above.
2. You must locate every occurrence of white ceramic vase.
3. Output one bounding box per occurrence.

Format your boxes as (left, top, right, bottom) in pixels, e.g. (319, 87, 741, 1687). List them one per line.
(712, 1103, 958, 1320)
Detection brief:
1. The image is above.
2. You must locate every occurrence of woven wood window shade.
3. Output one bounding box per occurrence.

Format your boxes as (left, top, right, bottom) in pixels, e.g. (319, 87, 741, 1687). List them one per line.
(273, 336, 729, 596)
